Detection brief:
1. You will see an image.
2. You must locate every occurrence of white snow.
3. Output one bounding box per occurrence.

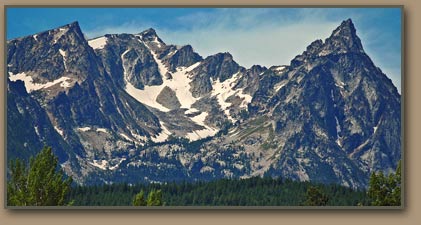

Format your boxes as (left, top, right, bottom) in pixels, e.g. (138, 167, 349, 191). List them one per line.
(89, 160, 108, 170)
(373, 118, 381, 134)
(185, 108, 200, 115)
(123, 44, 201, 112)
(77, 127, 91, 132)
(152, 36, 162, 48)
(60, 79, 72, 88)
(200, 166, 215, 173)
(167, 63, 201, 109)
(125, 82, 170, 112)
(210, 72, 253, 122)
(109, 158, 126, 171)
(335, 81, 346, 89)
(318, 49, 331, 56)
(335, 116, 341, 133)
(34, 126, 40, 137)
(274, 66, 286, 72)
(167, 49, 178, 57)
(53, 27, 68, 44)
(33, 34, 38, 41)
(54, 126, 64, 137)
(120, 133, 133, 141)
(88, 36, 108, 50)
(273, 79, 288, 92)
(151, 122, 171, 143)
(8, 72, 73, 93)
(335, 116, 343, 147)
(233, 163, 244, 170)
(96, 128, 108, 133)
(129, 130, 148, 142)
(59, 49, 68, 71)
(186, 127, 218, 141)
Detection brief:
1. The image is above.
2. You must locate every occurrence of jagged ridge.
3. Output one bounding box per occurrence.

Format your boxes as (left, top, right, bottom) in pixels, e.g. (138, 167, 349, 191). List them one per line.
(7, 19, 400, 188)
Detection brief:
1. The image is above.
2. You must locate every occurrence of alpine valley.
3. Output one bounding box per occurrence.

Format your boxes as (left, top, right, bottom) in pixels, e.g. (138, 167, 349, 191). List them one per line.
(6, 19, 401, 189)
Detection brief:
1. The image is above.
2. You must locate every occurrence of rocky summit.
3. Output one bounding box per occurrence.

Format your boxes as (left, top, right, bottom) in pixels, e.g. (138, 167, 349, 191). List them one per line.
(7, 19, 401, 189)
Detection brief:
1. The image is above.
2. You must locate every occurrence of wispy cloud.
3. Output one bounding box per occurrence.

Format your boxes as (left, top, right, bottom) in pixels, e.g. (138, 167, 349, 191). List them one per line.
(82, 8, 401, 91)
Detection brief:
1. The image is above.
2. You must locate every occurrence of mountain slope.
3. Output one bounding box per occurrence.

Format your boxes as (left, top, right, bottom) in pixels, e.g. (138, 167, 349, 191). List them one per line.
(6, 19, 401, 188)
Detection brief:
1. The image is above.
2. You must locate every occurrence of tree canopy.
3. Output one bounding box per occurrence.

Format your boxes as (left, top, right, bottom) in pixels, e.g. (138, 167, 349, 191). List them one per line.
(368, 161, 401, 206)
(7, 146, 73, 206)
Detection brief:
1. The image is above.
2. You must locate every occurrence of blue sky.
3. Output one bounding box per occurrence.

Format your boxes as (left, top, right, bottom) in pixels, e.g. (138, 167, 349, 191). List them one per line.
(6, 7, 402, 91)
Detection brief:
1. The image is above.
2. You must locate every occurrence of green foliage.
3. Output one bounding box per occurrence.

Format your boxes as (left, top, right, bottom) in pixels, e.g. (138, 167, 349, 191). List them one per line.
(303, 186, 329, 206)
(146, 189, 163, 206)
(7, 146, 73, 206)
(368, 161, 401, 206)
(132, 190, 146, 206)
(68, 176, 369, 206)
(132, 189, 163, 206)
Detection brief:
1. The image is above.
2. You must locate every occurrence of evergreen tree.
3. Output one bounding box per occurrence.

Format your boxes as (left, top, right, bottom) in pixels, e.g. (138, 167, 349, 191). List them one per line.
(7, 146, 73, 206)
(368, 160, 401, 206)
(303, 186, 329, 206)
(146, 189, 163, 206)
(132, 190, 146, 206)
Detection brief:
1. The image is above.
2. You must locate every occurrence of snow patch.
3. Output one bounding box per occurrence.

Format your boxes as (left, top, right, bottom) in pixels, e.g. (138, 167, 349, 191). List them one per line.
(318, 49, 331, 56)
(210, 72, 252, 122)
(120, 133, 133, 142)
(109, 158, 126, 171)
(274, 79, 288, 92)
(8, 72, 73, 93)
(77, 127, 91, 132)
(274, 66, 286, 72)
(96, 128, 108, 134)
(335, 116, 343, 147)
(89, 160, 108, 170)
(129, 130, 148, 142)
(186, 127, 218, 141)
(53, 27, 68, 44)
(185, 108, 200, 115)
(59, 49, 68, 71)
(151, 122, 171, 143)
(88, 36, 108, 50)
(54, 126, 64, 137)
(34, 126, 40, 137)
(335, 81, 345, 89)
(200, 166, 215, 173)
(152, 36, 162, 48)
(123, 45, 201, 112)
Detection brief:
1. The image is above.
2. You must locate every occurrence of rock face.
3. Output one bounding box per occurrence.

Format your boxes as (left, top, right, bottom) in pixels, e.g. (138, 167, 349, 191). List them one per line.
(7, 19, 401, 188)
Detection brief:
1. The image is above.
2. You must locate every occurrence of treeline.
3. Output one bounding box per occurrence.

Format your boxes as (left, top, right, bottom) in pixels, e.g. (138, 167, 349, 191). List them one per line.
(67, 177, 370, 206)
(8, 146, 400, 207)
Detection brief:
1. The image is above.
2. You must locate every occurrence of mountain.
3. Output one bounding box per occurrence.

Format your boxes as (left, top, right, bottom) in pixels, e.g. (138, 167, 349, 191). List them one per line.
(6, 19, 401, 188)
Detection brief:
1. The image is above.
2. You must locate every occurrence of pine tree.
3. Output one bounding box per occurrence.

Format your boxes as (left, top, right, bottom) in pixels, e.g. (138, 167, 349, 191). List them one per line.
(7, 146, 73, 206)
(146, 189, 163, 206)
(303, 186, 329, 206)
(368, 161, 401, 206)
(132, 190, 146, 206)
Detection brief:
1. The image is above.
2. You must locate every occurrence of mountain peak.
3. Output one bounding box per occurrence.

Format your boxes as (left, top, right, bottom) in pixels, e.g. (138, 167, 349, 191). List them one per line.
(65, 21, 80, 29)
(331, 19, 357, 38)
(140, 28, 158, 37)
(138, 28, 166, 46)
(54, 21, 83, 35)
(324, 18, 364, 53)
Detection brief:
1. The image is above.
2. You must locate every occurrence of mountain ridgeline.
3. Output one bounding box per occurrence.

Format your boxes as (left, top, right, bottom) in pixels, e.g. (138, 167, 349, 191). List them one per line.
(7, 19, 401, 189)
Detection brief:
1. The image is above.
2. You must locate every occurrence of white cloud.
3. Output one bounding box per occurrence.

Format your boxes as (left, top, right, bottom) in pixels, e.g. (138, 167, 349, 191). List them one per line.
(83, 8, 401, 92)
(159, 22, 339, 68)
